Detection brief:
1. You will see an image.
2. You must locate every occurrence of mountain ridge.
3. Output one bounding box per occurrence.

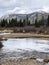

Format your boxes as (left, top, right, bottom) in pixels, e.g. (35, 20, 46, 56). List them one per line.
(0, 10, 49, 24)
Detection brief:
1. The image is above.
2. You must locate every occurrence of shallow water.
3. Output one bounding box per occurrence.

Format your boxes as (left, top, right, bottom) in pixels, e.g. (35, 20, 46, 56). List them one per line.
(2, 38, 49, 53)
(0, 38, 49, 62)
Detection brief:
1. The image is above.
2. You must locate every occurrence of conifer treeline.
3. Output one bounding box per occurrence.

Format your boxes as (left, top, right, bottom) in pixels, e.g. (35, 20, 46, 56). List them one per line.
(0, 18, 31, 27)
(34, 15, 49, 27)
(0, 15, 49, 28)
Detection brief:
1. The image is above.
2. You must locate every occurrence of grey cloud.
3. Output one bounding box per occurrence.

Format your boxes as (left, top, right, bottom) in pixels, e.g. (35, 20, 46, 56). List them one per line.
(0, 0, 49, 9)
(0, 0, 49, 16)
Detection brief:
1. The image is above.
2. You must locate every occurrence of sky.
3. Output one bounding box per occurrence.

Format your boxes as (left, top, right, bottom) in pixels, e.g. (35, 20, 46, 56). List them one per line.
(0, 0, 49, 17)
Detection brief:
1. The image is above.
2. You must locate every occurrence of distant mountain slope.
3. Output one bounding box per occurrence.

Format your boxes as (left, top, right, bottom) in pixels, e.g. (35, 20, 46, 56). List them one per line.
(0, 11, 49, 24)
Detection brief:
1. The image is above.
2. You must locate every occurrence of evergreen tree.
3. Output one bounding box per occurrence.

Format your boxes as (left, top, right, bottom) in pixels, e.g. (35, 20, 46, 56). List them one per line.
(34, 19, 39, 27)
(27, 20, 30, 26)
(1, 19, 5, 27)
(23, 19, 26, 26)
(14, 18, 17, 26)
(47, 15, 49, 26)
(39, 19, 44, 26)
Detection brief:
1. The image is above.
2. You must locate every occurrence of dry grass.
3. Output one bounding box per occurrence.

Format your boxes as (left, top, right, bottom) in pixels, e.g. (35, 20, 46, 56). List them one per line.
(2, 33, 49, 40)
(1, 59, 43, 65)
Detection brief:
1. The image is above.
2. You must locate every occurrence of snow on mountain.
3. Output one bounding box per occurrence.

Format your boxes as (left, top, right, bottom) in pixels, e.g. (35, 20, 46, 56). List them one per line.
(0, 10, 49, 24)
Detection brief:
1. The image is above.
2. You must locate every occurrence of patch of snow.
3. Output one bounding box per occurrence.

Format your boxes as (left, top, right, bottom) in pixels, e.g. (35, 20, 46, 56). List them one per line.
(36, 58, 44, 62)
(0, 33, 11, 35)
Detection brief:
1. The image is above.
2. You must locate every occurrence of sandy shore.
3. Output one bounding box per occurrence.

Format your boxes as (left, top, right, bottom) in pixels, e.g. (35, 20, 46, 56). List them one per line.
(1, 33, 49, 40)
(0, 59, 44, 65)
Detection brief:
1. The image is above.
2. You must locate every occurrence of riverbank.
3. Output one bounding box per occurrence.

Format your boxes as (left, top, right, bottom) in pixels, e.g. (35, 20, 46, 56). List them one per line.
(0, 34, 49, 65)
(1, 33, 49, 40)
(0, 58, 44, 65)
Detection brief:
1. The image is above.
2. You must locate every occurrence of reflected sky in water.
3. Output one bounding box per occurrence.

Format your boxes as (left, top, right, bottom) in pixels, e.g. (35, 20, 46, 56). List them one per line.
(2, 38, 49, 53)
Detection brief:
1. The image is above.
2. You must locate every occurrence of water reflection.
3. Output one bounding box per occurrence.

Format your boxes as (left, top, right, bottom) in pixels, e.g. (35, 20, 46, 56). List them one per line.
(2, 38, 49, 53)
(0, 38, 49, 62)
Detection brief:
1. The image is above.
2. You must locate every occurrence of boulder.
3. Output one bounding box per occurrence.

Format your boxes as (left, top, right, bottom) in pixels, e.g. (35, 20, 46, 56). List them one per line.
(0, 42, 3, 48)
(44, 58, 49, 63)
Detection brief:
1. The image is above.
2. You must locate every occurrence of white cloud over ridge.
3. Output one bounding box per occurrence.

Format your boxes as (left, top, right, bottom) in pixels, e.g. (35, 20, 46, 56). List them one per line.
(0, 0, 49, 16)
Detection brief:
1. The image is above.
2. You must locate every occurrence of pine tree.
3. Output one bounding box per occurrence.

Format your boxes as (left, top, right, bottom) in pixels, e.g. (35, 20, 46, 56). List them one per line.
(23, 19, 25, 26)
(47, 15, 49, 26)
(35, 19, 38, 27)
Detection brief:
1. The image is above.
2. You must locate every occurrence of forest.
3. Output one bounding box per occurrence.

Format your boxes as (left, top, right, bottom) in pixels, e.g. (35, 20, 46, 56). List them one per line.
(0, 15, 49, 28)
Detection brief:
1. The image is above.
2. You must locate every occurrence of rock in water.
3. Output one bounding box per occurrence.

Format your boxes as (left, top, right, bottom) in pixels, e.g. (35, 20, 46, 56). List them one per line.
(0, 42, 3, 48)
(44, 58, 49, 63)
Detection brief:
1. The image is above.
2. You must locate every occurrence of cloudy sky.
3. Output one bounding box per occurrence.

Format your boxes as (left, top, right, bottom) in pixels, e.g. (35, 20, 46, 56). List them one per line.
(0, 0, 49, 16)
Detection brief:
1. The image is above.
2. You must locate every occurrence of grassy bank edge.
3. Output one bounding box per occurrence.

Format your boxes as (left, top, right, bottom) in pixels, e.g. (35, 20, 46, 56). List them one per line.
(1, 33, 49, 40)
